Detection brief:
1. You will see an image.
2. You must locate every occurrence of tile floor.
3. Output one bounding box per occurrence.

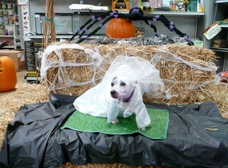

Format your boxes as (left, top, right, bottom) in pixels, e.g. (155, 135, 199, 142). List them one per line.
(17, 70, 27, 83)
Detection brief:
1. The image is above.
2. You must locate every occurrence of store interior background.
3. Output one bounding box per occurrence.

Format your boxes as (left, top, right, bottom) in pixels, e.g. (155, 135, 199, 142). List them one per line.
(0, 0, 227, 83)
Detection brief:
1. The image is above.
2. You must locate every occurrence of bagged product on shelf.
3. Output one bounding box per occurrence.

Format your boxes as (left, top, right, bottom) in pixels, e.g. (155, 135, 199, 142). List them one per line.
(197, 0, 204, 12)
(148, 0, 163, 8)
(7, 3, 13, 9)
(130, 0, 142, 8)
(2, 3, 7, 10)
(212, 40, 228, 48)
(186, 0, 197, 12)
(169, 0, 186, 12)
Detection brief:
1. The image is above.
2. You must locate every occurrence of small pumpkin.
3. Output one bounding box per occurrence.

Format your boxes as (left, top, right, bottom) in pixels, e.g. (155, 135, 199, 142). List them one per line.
(106, 18, 136, 38)
(0, 56, 17, 92)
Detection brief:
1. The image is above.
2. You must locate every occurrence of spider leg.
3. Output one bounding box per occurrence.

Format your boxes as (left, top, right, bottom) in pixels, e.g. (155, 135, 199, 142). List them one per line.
(78, 11, 118, 39)
(76, 14, 120, 43)
(70, 18, 94, 41)
(142, 18, 158, 36)
(159, 15, 194, 45)
(144, 15, 194, 45)
(70, 11, 117, 41)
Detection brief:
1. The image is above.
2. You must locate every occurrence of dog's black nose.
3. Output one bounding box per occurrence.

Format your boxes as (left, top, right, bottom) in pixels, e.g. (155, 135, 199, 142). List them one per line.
(110, 90, 116, 96)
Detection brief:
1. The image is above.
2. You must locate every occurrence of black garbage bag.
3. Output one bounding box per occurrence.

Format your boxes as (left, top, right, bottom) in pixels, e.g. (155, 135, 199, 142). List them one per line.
(1, 94, 228, 168)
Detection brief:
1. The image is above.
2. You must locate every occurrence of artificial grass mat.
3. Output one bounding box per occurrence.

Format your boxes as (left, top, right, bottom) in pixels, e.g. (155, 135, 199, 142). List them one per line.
(61, 108, 169, 139)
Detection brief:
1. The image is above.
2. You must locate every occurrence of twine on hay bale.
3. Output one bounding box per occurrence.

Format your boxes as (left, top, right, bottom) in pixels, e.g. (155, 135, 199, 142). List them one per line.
(41, 42, 228, 117)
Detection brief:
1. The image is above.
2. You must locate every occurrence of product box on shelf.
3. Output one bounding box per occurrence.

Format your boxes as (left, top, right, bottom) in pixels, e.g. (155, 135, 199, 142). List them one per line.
(0, 49, 26, 71)
(112, 0, 130, 11)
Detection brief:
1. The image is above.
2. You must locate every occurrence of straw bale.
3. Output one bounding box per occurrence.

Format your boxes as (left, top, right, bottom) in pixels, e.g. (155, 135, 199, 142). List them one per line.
(0, 82, 49, 150)
(42, 42, 228, 116)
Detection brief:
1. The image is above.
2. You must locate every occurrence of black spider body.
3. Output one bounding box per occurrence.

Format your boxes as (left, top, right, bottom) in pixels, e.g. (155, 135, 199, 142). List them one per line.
(128, 7, 144, 20)
(70, 7, 193, 45)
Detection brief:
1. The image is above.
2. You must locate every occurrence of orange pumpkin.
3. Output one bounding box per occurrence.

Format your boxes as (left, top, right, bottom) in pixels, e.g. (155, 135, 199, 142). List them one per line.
(106, 18, 136, 38)
(0, 56, 17, 92)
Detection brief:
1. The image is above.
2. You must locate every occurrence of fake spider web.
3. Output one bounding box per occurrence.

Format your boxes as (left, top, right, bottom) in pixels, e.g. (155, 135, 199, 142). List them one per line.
(40, 41, 218, 103)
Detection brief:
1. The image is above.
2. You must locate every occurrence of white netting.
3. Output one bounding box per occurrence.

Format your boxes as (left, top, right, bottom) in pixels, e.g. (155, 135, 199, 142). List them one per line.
(40, 41, 218, 99)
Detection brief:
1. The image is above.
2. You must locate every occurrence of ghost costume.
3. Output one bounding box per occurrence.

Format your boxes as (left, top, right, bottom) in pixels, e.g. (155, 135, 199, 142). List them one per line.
(73, 56, 164, 128)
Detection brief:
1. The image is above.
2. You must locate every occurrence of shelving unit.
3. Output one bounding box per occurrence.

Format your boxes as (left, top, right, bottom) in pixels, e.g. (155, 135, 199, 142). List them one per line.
(211, 0, 228, 72)
(26, 0, 206, 44)
(0, 1, 21, 49)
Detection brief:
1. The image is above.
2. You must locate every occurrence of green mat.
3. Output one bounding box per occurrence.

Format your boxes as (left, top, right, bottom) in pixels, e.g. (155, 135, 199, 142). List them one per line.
(61, 108, 169, 139)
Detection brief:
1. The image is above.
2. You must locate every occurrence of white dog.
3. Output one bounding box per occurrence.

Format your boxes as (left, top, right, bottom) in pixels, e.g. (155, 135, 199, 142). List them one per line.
(107, 75, 151, 131)
(73, 56, 164, 131)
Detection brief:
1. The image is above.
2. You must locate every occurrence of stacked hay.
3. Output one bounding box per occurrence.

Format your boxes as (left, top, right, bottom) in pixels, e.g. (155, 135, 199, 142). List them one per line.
(41, 42, 228, 117)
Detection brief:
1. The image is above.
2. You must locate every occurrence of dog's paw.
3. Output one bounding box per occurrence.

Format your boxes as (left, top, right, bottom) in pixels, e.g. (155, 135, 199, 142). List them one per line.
(112, 120, 119, 124)
(139, 127, 146, 131)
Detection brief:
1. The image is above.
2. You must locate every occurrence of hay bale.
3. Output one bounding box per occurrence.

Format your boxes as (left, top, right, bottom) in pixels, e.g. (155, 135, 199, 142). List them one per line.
(41, 42, 228, 117)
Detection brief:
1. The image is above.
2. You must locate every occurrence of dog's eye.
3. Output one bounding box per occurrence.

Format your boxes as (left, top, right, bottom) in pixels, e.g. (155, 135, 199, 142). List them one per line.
(120, 82, 126, 86)
(111, 82, 115, 87)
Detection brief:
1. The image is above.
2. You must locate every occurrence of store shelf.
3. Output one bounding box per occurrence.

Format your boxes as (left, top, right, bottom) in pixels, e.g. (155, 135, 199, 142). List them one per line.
(24, 35, 73, 39)
(220, 24, 228, 28)
(0, 35, 14, 37)
(72, 9, 204, 16)
(211, 47, 228, 53)
(215, 0, 228, 4)
(145, 11, 204, 16)
(2, 46, 15, 49)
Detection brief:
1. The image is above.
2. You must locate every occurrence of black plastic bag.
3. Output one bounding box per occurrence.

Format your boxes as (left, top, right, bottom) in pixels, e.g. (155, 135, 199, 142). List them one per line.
(1, 94, 228, 168)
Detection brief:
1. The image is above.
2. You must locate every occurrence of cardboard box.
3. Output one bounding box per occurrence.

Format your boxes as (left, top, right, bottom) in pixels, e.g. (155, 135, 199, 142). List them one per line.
(112, 0, 130, 11)
(0, 49, 26, 71)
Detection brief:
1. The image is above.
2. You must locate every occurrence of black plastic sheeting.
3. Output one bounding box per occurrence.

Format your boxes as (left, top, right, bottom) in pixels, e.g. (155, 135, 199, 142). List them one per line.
(1, 94, 228, 168)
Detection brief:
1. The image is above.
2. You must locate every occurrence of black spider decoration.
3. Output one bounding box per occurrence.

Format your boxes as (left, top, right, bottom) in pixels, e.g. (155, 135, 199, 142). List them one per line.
(70, 7, 194, 45)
